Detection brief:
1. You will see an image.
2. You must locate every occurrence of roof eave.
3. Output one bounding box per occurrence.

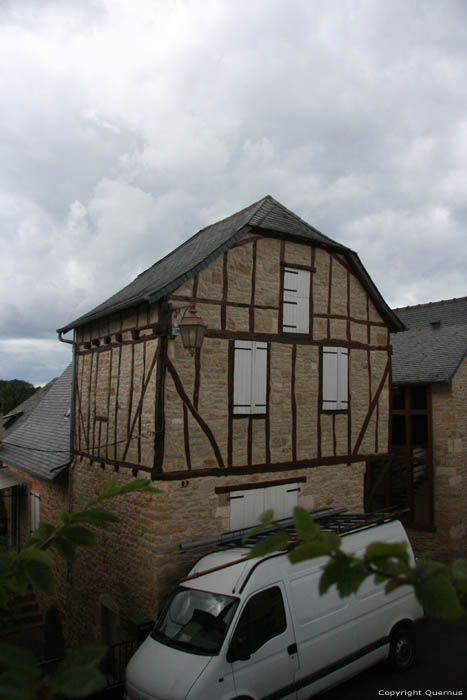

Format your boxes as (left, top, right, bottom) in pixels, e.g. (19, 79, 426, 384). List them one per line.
(0, 452, 71, 482)
(58, 224, 255, 333)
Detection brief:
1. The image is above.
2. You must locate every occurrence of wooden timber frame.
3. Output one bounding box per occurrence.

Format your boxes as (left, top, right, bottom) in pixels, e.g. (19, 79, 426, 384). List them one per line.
(72, 229, 393, 481)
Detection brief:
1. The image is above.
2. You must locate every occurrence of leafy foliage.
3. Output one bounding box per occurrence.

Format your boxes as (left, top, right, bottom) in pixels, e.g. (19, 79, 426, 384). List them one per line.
(244, 507, 467, 621)
(0, 379, 37, 415)
(0, 477, 160, 699)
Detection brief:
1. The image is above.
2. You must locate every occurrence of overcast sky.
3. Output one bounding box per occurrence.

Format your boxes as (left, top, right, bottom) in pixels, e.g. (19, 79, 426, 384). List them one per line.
(1, 0, 466, 386)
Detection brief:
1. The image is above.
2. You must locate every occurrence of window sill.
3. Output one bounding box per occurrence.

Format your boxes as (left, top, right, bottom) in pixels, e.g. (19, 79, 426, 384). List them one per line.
(233, 413, 267, 419)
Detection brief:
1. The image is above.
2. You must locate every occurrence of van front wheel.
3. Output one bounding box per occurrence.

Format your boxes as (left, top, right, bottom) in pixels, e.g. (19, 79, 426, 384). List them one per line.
(389, 625, 415, 672)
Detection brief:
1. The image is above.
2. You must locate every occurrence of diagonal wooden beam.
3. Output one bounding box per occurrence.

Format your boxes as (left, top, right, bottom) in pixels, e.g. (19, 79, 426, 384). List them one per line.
(167, 357, 225, 468)
(352, 359, 390, 456)
(74, 370, 89, 452)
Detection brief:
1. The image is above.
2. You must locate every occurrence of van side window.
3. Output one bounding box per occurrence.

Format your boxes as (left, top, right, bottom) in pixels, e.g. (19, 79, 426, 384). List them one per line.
(233, 587, 286, 655)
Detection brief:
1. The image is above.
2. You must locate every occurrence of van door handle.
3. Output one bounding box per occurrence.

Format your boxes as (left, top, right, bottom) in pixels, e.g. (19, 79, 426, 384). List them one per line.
(287, 643, 297, 656)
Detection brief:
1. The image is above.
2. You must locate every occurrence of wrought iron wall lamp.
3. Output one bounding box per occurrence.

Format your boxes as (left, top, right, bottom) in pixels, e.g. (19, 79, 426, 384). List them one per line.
(152, 303, 207, 355)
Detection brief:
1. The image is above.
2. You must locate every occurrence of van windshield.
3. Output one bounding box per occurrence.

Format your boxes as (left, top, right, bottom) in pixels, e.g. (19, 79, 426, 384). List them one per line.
(151, 587, 239, 655)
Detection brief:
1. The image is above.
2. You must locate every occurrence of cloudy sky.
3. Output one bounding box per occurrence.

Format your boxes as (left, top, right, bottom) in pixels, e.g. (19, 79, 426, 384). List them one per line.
(1, 0, 466, 385)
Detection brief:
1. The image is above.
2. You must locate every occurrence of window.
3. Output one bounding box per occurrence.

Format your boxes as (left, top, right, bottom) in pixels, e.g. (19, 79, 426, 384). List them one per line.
(231, 587, 286, 656)
(229, 483, 299, 530)
(282, 267, 310, 333)
(151, 588, 239, 655)
(322, 346, 348, 411)
(233, 340, 267, 415)
(30, 491, 40, 532)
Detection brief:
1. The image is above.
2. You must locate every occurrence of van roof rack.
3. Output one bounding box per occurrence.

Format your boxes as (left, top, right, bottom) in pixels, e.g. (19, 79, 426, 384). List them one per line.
(180, 507, 405, 553)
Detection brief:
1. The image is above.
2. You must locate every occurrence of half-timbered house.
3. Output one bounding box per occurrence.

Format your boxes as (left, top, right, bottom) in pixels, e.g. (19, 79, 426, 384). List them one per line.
(57, 195, 404, 643)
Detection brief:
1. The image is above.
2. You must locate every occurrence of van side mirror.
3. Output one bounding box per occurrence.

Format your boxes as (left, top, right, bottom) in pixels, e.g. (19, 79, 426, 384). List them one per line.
(227, 637, 251, 663)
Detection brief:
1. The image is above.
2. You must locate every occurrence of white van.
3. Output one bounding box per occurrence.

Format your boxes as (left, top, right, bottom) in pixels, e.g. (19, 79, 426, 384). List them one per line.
(125, 514, 423, 700)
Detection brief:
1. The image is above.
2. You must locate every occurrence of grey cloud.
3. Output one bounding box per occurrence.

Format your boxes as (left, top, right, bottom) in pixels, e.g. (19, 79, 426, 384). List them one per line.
(1, 0, 466, 384)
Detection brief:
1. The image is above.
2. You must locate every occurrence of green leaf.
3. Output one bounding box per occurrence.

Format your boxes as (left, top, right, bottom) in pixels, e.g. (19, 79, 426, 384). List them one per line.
(34, 521, 56, 540)
(0, 553, 12, 577)
(94, 477, 160, 503)
(117, 479, 161, 496)
(59, 510, 72, 524)
(70, 509, 120, 527)
(365, 541, 409, 567)
(18, 548, 55, 596)
(452, 559, 467, 594)
(53, 536, 76, 562)
(385, 577, 408, 594)
(52, 667, 106, 698)
(413, 558, 448, 581)
(241, 509, 275, 543)
(60, 526, 97, 547)
(61, 644, 107, 668)
(258, 509, 274, 525)
(320, 556, 369, 597)
(246, 531, 289, 559)
(293, 507, 320, 541)
(415, 572, 464, 620)
(0, 643, 37, 669)
(0, 586, 9, 610)
(0, 669, 38, 700)
(52, 644, 107, 698)
(288, 540, 332, 564)
(4, 574, 29, 597)
(324, 532, 342, 552)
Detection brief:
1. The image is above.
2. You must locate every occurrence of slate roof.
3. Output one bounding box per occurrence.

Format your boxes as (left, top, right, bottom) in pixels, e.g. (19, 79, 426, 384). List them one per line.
(0, 364, 72, 481)
(391, 297, 467, 385)
(3, 380, 56, 431)
(58, 195, 403, 333)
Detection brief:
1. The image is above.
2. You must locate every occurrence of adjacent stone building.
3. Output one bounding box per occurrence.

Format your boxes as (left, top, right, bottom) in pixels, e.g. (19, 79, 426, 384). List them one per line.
(57, 195, 403, 643)
(0, 365, 72, 615)
(366, 297, 467, 563)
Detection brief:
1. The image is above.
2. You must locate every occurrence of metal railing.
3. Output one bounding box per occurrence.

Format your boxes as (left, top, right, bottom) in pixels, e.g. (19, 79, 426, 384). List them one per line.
(101, 638, 139, 688)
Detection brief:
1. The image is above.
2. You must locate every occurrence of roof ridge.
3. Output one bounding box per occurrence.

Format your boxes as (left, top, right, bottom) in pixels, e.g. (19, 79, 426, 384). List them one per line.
(245, 194, 275, 226)
(201, 195, 269, 233)
(134, 196, 269, 281)
(254, 195, 344, 246)
(393, 295, 467, 312)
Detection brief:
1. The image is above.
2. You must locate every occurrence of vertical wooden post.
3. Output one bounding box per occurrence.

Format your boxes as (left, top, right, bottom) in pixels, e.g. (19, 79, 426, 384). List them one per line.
(152, 300, 169, 478)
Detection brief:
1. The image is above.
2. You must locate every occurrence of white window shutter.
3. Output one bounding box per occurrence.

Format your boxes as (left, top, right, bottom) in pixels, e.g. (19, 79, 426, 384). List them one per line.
(283, 269, 299, 332)
(30, 491, 40, 532)
(322, 348, 338, 409)
(283, 268, 310, 333)
(296, 269, 310, 333)
(229, 488, 263, 530)
(337, 348, 349, 409)
(233, 341, 253, 414)
(230, 484, 298, 530)
(251, 342, 267, 414)
(264, 483, 298, 520)
(322, 347, 349, 410)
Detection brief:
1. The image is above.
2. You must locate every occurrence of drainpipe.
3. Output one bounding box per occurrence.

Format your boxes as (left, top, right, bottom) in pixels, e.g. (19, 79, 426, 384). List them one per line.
(57, 328, 77, 512)
(57, 328, 77, 633)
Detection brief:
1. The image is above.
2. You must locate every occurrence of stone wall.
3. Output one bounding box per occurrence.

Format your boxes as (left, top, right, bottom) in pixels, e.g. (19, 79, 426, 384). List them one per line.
(1, 465, 69, 614)
(67, 457, 365, 644)
(408, 355, 467, 562)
